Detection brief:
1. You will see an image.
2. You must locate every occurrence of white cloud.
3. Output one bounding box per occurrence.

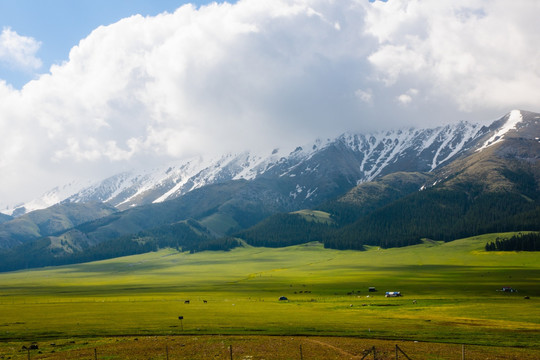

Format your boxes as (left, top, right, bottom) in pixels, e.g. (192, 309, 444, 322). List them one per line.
(365, 0, 540, 112)
(355, 88, 373, 104)
(397, 88, 418, 105)
(0, 0, 539, 206)
(0, 27, 42, 71)
(397, 94, 411, 105)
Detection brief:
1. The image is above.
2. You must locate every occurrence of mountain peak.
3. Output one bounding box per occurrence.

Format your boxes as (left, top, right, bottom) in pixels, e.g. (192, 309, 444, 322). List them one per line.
(476, 110, 524, 152)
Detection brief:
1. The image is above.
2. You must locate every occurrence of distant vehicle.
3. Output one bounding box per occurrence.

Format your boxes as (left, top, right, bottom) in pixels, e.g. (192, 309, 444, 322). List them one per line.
(368, 287, 377, 292)
(385, 291, 402, 297)
(279, 296, 288, 301)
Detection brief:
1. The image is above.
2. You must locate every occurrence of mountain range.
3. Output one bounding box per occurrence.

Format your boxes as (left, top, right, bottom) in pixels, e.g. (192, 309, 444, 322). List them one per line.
(0, 110, 538, 271)
(2, 113, 489, 216)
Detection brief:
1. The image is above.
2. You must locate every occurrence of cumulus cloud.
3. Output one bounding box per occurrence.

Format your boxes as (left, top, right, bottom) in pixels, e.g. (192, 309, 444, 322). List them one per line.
(0, 0, 539, 206)
(397, 88, 418, 106)
(0, 27, 42, 71)
(355, 89, 373, 104)
(365, 0, 540, 112)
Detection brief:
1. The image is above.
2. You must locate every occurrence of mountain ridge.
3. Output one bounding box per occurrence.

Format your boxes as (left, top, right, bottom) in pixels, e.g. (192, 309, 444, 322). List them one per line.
(3, 111, 510, 217)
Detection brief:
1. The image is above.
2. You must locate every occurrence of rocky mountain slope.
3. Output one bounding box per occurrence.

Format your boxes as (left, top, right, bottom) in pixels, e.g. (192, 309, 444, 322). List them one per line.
(433, 110, 540, 192)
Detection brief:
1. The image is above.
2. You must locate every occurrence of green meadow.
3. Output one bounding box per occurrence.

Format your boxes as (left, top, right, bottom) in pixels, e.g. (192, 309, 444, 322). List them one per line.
(0, 232, 538, 351)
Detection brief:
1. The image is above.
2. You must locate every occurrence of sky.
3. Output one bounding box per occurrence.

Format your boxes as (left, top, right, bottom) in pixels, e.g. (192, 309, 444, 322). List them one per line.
(0, 0, 539, 207)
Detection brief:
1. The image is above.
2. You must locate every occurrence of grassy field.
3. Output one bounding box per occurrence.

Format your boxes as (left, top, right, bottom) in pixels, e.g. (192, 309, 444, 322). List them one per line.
(0, 232, 539, 358)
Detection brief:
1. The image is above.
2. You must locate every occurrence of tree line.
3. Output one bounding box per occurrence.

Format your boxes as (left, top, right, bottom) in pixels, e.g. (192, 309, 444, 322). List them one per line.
(235, 213, 336, 248)
(485, 232, 540, 251)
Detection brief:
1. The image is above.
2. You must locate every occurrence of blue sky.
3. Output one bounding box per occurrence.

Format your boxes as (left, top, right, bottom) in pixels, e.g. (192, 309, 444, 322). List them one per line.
(0, 0, 538, 207)
(0, 0, 224, 87)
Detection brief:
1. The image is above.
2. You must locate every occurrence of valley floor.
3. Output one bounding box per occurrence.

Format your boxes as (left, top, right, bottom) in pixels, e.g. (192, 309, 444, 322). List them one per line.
(0, 233, 539, 358)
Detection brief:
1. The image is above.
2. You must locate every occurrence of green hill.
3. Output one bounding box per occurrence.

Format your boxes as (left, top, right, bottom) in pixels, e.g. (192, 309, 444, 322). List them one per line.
(0, 180, 286, 271)
(0, 202, 117, 249)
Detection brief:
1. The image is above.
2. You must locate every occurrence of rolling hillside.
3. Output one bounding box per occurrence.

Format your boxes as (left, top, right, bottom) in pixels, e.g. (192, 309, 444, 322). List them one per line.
(0, 202, 117, 249)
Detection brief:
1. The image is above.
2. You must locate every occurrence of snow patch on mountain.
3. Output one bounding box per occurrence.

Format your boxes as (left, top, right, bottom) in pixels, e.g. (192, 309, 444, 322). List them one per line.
(430, 122, 482, 170)
(477, 110, 523, 151)
(1, 178, 94, 216)
(341, 122, 483, 182)
(153, 158, 212, 203)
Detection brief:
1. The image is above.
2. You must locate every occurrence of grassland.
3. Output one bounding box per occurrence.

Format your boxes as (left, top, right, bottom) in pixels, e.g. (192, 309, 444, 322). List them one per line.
(0, 232, 539, 358)
(292, 209, 335, 224)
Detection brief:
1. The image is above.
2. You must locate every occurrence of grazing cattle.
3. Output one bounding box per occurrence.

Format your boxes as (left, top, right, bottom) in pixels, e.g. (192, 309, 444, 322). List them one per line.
(203, 300, 207, 304)
(184, 300, 190, 304)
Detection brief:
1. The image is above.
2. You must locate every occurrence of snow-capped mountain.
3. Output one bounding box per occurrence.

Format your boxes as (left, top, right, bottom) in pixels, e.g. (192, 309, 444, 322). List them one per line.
(4, 111, 530, 217)
(4, 179, 95, 217)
